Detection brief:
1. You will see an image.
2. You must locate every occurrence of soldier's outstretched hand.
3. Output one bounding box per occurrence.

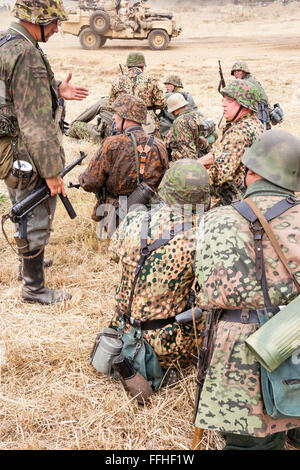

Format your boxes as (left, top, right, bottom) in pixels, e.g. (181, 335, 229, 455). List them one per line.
(59, 72, 89, 101)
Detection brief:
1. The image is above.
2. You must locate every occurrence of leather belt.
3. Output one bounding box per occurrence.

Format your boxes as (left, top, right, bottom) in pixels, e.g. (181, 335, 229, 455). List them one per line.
(220, 307, 282, 324)
(122, 313, 175, 331)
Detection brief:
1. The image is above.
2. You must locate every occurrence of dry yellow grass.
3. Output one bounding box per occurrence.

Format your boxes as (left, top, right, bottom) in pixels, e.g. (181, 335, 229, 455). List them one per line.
(0, 1, 299, 450)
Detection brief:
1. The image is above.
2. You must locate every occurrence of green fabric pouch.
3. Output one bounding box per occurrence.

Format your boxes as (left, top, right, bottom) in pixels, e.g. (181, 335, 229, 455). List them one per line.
(111, 326, 164, 391)
(258, 311, 300, 419)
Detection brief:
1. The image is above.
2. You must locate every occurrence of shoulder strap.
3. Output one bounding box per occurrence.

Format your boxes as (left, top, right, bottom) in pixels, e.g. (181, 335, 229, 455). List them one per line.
(245, 197, 300, 292)
(128, 132, 154, 184)
(0, 33, 22, 48)
(233, 196, 300, 306)
(126, 211, 194, 316)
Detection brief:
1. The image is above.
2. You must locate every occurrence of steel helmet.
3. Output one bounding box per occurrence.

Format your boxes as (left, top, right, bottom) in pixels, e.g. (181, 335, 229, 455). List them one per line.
(11, 0, 68, 25)
(164, 74, 183, 89)
(221, 79, 260, 112)
(167, 93, 188, 113)
(158, 159, 210, 207)
(126, 52, 146, 67)
(242, 129, 300, 191)
(231, 61, 250, 75)
(111, 93, 147, 124)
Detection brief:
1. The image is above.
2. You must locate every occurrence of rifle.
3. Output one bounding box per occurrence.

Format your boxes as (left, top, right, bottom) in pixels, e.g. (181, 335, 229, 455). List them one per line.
(257, 103, 271, 130)
(119, 63, 124, 75)
(2, 151, 87, 250)
(192, 309, 220, 450)
(218, 60, 226, 93)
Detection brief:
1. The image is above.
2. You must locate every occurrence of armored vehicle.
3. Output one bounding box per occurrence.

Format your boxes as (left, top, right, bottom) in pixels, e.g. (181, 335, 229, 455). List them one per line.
(61, 1, 181, 50)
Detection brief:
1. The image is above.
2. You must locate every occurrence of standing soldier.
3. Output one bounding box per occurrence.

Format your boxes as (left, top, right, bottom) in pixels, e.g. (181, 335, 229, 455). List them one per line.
(165, 93, 217, 161)
(194, 129, 300, 450)
(79, 94, 168, 238)
(159, 74, 198, 138)
(199, 79, 264, 206)
(107, 52, 166, 137)
(0, 0, 88, 304)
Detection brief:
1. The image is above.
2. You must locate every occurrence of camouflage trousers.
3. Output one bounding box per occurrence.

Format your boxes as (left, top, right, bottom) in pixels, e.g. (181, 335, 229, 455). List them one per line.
(68, 122, 103, 144)
(194, 320, 300, 437)
(8, 175, 57, 253)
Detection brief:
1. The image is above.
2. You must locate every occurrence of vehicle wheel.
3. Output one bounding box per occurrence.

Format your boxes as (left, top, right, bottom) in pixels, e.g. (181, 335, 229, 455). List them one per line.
(98, 36, 107, 48)
(79, 28, 101, 50)
(148, 29, 170, 50)
(89, 10, 111, 34)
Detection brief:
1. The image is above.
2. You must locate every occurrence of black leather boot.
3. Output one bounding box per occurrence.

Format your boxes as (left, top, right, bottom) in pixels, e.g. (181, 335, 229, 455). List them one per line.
(21, 249, 72, 305)
(18, 255, 53, 281)
(287, 428, 300, 448)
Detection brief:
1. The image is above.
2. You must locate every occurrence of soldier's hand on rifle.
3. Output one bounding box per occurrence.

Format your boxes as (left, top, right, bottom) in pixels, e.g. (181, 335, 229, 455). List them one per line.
(46, 176, 66, 197)
(198, 152, 215, 169)
(59, 73, 89, 101)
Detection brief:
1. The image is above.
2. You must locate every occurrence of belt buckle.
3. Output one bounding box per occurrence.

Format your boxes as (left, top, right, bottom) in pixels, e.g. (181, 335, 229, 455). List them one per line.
(240, 309, 250, 324)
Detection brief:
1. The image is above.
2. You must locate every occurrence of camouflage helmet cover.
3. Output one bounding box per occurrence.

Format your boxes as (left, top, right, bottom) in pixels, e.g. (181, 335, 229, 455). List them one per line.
(158, 159, 211, 207)
(126, 52, 146, 67)
(242, 129, 300, 191)
(111, 93, 147, 124)
(12, 0, 68, 25)
(167, 92, 188, 113)
(164, 74, 183, 88)
(231, 61, 250, 75)
(221, 79, 260, 112)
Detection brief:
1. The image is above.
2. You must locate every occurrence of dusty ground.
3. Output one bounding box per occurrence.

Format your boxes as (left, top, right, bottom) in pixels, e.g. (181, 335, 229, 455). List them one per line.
(0, 0, 299, 451)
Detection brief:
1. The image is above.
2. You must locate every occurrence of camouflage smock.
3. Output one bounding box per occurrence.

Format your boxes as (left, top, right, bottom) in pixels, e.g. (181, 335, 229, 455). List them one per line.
(165, 109, 205, 161)
(107, 67, 166, 133)
(209, 112, 264, 205)
(0, 22, 64, 178)
(79, 126, 168, 216)
(109, 205, 202, 369)
(194, 179, 300, 437)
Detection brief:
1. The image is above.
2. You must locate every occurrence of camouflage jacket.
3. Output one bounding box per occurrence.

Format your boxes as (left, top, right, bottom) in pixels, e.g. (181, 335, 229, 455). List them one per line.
(107, 67, 166, 130)
(209, 112, 264, 204)
(194, 180, 300, 436)
(79, 126, 168, 198)
(165, 109, 205, 161)
(109, 205, 201, 368)
(0, 22, 64, 178)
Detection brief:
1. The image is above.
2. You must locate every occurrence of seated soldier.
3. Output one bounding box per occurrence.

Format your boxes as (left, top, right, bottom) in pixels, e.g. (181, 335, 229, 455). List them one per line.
(165, 93, 217, 161)
(108, 159, 211, 402)
(159, 74, 198, 138)
(78, 94, 168, 238)
(68, 96, 113, 143)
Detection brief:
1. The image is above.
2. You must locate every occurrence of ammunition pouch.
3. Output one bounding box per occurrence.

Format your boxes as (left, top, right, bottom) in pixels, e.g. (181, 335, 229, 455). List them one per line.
(0, 136, 13, 180)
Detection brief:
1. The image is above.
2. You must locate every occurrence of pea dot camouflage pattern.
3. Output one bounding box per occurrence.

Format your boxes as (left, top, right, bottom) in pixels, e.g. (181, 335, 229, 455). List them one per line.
(110, 93, 147, 124)
(11, 0, 68, 25)
(158, 159, 210, 206)
(221, 79, 260, 112)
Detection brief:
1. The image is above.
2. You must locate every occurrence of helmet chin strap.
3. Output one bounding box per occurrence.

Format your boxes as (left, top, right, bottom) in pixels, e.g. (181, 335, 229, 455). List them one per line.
(40, 25, 46, 43)
(230, 104, 243, 122)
